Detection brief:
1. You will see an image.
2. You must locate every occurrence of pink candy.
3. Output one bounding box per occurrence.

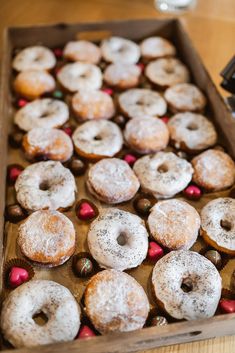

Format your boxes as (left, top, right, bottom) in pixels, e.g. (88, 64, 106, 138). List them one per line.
(9, 267, 29, 288)
(161, 116, 170, 124)
(148, 242, 164, 262)
(219, 299, 235, 314)
(77, 202, 96, 221)
(17, 99, 28, 108)
(102, 88, 113, 96)
(123, 154, 137, 167)
(183, 185, 202, 200)
(77, 325, 96, 339)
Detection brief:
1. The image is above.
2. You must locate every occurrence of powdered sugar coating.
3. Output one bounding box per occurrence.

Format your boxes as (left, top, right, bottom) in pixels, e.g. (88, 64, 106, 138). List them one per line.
(12, 46, 56, 72)
(101, 37, 140, 64)
(85, 270, 149, 334)
(57, 62, 102, 92)
(119, 88, 167, 119)
(133, 152, 193, 199)
(15, 161, 76, 211)
(72, 120, 123, 159)
(140, 37, 176, 59)
(87, 158, 140, 204)
(201, 197, 235, 253)
(152, 251, 221, 320)
(148, 199, 200, 250)
(14, 98, 69, 132)
(168, 112, 217, 152)
(104, 63, 141, 89)
(88, 208, 149, 271)
(1, 280, 81, 348)
(18, 210, 76, 266)
(63, 40, 101, 64)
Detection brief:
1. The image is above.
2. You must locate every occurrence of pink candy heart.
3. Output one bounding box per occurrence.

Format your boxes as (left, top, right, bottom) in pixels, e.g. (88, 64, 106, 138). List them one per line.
(183, 185, 202, 200)
(9, 267, 29, 288)
(219, 299, 235, 314)
(123, 154, 137, 167)
(78, 325, 96, 339)
(148, 242, 164, 262)
(77, 202, 96, 221)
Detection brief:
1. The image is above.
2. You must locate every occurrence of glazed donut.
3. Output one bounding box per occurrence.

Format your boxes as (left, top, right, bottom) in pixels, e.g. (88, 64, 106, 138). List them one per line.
(15, 161, 76, 212)
(85, 270, 149, 334)
(57, 62, 102, 92)
(164, 83, 206, 113)
(13, 70, 55, 100)
(124, 117, 169, 154)
(63, 40, 101, 64)
(88, 208, 149, 271)
(145, 58, 190, 88)
(118, 88, 167, 119)
(72, 120, 123, 160)
(103, 63, 141, 89)
(133, 152, 193, 199)
(168, 112, 217, 153)
(201, 197, 235, 255)
(101, 36, 140, 64)
(191, 149, 235, 192)
(1, 280, 80, 348)
(87, 158, 140, 204)
(140, 36, 176, 60)
(12, 46, 56, 72)
(72, 90, 115, 122)
(152, 250, 221, 320)
(148, 199, 200, 250)
(18, 210, 76, 266)
(14, 98, 69, 132)
(22, 127, 73, 162)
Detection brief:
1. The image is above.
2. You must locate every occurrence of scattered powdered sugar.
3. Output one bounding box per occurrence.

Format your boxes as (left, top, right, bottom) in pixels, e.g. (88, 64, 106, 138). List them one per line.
(63, 40, 101, 64)
(140, 37, 176, 58)
(104, 63, 141, 86)
(101, 37, 140, 64)
(12, 46, 56, 72)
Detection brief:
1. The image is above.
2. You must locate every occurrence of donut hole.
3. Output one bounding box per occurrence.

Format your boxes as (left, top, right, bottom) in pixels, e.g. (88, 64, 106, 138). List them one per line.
(220, 219, 232, 231)
(94, 135, 102, 141)
(117, 232, 128, 246)
(39, 180, 51, 191)
(164, 66, 174, 74)
(157, 164, 169, 174)
(33, 311, 49, 326)
(186, 123, 198, 131)
(181, 278, 193, 293)
(40, 111, 50, 119)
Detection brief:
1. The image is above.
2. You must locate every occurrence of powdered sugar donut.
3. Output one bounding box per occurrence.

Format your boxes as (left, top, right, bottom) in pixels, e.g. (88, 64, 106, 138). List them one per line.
(119, 88, 167, 119)
(133, 152, 193, 199)
(101, 37, 140, 64)
(201, 198, 235, 255)
(12, 46, 56, 72)
(148, 199, 200, 250)
(72, 90, 115, 121)
(63, 40, 101, 64)
(168, 112, 217, 153)
(152, 251, 221, 320)
(124, 117, 169, 154)
(14, 98, 69, 132)
(104, 63, 141, 89)
(13, 70, 55, 100)
(87, 158, 140, 204)
(85, 270, 149, 334)
(88, 208, 149, 271)
(57, 62, 102, 92)
(140, 37, 176, 60)
(192, 149, 235, 192)
(22, 127, 73, 162)
(15, 161, 76, 212)
(164, 83, 206, 113)
(72, 120, 123, 160)
(18, 210, 76, 266)
(1, 280, 80, 348)
(145, 58, 190, 88)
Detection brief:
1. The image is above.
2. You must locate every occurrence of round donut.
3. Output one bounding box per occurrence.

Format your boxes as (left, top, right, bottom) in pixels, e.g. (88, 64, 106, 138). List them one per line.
(85, 270, 149, 334)
(72, 120, 123, 160)
(72, 90, 115, 122)
(1, 280, 80, 348)
(191, 149, 235, 192)
(101, 36, 140, 64)
(133, 151, 193, 199)
(13, 70, 55, 100)
(57, 62, 102, 92)
(12, 46, 56, 72)
(201, 197, 235, 255)
(124, 117, 169, 154)
(18, 210, 76, 266)
(164, 83, 206, 113)
(148, 199, 200, 250)
(103, 63, 141, 89)
(152, 250, 221, 320)
(168, 112, 217, 153)
(118, 88, 167, 119)
(140, 36, 176, 60)
(88, 208, 149, 271)
(87, 158, 140, 204)
(63, 40, 101, 64)
(145, 58, 190, 88)
(22, 127, 73, 162)
(15, 161, 76, 212)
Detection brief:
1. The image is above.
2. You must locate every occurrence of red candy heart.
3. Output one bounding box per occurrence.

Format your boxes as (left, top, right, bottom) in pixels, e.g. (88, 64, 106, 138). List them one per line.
(17, 98, 28, 108)
(9, 267, 29, 288)
(77, 202, 96, 221)
(62, 127, 73, 137)
(137, 63, 145, 72)
(161, 116, 170, 124)
(219, 299, 235, 314)
(77, 325, 96, 339)
(102, 88, 113, 96)
(148, 242, 164, 262)
(53, 48, 63, 58)
(7, 165, 23, 184)
(123, 154, 137, 167)
(183, 185, 202, 200)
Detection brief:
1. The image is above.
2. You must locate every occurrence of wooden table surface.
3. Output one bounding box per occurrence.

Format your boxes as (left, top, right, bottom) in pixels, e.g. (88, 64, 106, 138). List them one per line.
(1, 1, 235, 352)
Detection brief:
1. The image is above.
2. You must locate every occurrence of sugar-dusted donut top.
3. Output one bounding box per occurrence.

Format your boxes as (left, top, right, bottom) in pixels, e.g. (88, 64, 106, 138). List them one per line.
(140, 36, 176, 59)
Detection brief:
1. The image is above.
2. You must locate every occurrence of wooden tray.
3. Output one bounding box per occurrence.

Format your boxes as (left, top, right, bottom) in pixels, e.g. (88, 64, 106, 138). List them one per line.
(1, 18, 235, 353)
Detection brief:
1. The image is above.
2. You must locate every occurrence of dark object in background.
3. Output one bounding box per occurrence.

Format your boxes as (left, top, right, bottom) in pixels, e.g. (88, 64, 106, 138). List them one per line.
(221, 56, 235, 116)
